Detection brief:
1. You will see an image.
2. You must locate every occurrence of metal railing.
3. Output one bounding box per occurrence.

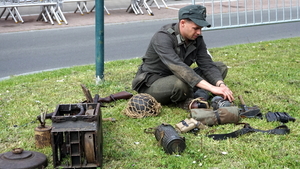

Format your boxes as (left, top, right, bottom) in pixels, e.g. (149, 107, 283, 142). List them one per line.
(0, 0, 111, 24)
(125, 0, 168, 15)
(0, 0, 68, 24)
(199, 0, 300, 29)
(1, 0, 299, 26)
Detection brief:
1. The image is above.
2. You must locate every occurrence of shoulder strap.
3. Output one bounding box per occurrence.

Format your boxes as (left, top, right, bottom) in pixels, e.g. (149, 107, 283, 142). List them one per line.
(167, 28, 174, 34)
(166, 27, 181, 55)
(207, 123, 290, 140)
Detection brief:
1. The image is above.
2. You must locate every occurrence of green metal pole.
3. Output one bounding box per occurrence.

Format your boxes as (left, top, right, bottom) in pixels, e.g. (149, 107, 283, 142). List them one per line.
(95, 0, 104, 84)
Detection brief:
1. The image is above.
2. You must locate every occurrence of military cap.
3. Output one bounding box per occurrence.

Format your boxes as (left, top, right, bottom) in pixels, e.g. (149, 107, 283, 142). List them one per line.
(179, 5, 211, 27)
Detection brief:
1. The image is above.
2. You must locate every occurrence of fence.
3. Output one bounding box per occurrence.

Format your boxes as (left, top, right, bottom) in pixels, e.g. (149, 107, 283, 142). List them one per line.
(0, 0, 68, 24)
(198, 0, 300, 29)
(0, 0, 112, 24)
(1, 0, 299, 26)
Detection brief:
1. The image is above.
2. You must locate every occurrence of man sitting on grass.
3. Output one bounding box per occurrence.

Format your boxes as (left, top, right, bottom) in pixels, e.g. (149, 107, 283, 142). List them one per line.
(132, 5, 234, 108)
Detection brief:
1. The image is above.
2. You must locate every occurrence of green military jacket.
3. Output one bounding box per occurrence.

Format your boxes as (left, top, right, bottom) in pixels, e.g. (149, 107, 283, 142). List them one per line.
(132, 22, 223, 92)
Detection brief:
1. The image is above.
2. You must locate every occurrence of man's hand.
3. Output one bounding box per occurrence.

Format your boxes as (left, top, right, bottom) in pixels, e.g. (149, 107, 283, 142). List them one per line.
(196, 80, 235, 102)
(211, 85, 235, 102)
(215, 81, 234, 102)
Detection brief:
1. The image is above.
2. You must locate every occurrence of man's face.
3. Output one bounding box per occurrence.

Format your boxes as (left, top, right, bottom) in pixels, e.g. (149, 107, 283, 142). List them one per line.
(180, 19, 203, 41)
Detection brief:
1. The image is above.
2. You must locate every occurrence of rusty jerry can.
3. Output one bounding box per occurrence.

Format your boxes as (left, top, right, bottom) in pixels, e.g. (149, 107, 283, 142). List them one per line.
(51, 103, 103, 169)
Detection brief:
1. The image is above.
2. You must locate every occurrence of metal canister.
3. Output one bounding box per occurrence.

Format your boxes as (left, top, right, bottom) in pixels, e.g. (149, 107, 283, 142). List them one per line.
(154, 123, 186, 154)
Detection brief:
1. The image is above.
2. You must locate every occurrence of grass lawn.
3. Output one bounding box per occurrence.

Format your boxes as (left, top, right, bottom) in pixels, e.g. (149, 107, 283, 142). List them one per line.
(0, 37, 299, 169)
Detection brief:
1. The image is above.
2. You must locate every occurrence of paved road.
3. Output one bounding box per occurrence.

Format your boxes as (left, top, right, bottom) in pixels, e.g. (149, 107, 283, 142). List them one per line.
(1, 3, 300, 81)
(1, 20, 300, 81)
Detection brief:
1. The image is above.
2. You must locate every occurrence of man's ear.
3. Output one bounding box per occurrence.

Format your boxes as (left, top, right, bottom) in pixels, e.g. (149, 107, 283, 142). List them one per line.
(179, 19, 185, 25)
(179, 19, 187, 28)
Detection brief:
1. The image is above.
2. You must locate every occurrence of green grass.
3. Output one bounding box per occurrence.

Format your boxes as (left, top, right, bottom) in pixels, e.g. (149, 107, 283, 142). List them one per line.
(0, 37, 299, 169)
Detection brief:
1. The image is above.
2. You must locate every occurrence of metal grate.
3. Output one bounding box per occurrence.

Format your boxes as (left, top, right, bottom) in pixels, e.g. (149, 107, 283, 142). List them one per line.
(198, 0, 300, 30)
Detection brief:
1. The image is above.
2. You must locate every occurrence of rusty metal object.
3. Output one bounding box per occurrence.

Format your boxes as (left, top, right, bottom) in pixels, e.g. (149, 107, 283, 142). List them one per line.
(76, 103, 85, 116)
(0, 148, 48, 169)
(35, 111, 52, 149)
(81, 84, 93, 103)
(51, 103, 103, 168)
(80, 84, 133, 104)
(34, 125, 52, 148)
(84, 132, 96, 163)
(85, 109, 95, 116)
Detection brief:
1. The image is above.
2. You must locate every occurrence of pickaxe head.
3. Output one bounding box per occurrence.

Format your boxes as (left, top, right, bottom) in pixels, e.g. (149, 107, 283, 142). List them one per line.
(239, 106, 262, 119)
(238, 95, 262, 119)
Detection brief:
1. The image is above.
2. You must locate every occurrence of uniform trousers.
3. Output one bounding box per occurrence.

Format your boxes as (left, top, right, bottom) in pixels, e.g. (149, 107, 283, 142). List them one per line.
(139, 62, 228, 105)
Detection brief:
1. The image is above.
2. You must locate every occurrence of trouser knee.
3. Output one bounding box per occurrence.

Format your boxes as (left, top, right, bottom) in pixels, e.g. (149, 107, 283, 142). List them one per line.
(171, 78, 192, 103)
(140, 76, 192, 105)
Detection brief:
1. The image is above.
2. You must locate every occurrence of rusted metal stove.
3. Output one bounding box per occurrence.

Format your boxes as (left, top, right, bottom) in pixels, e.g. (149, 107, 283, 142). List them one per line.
(51, 103, 103, 168)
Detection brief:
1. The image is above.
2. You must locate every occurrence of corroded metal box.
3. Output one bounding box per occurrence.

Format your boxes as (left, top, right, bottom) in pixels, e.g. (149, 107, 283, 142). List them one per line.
(51, 103, 103, 169)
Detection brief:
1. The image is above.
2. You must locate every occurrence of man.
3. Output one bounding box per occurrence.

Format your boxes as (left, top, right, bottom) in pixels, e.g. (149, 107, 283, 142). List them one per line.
(132, 5, 234, 107)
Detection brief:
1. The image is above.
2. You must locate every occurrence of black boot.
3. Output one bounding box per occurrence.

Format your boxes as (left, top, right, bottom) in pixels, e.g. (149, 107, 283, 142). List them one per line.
(211, 96, 233, 110)
(193, 89, 211, 101)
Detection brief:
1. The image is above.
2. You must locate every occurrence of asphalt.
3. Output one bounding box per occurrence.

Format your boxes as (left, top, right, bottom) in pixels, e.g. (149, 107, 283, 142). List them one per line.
(0, 2, 190, 34)
(1, 0, 291, 33)
(1, 1, 299, 81)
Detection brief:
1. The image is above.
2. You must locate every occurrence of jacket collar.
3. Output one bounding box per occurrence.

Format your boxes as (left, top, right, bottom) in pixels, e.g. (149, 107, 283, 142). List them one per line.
(173, 23, 197, 59)
(174, 22, 196, 48)
(174, 23, 185, 46)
